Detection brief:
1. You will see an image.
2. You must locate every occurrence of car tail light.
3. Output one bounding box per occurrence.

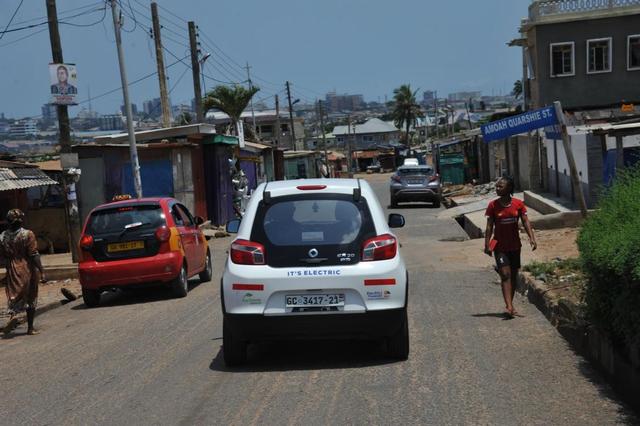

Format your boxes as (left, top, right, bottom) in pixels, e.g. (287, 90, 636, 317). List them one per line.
(362, 234, 397, 261)
(230, 239, 265, 265)
(429, 174, 439, 182)
(391, 175, 401, 183)
(155, 226, 171, 242)
(297, 185, 326, 190)
(79, 234, 93, 250)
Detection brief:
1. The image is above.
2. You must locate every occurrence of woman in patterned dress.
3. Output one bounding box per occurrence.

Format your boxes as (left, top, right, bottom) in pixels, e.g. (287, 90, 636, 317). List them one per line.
(1, 209, 46, 335)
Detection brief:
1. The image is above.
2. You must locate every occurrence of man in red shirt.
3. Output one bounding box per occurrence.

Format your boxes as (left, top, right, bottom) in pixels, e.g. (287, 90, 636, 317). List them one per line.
(484, 176, 537, 318)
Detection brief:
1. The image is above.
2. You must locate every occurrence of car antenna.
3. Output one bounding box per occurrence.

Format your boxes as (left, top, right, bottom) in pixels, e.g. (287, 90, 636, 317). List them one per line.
(353, 178, 361, 202)
(263, 181, 271, 204)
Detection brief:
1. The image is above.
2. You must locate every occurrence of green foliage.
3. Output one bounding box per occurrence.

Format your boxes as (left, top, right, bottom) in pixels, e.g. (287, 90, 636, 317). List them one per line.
(577, 166, 640, 345)
(391, 84, 422, 144)
(512, 80, 523, 100)
(203, 84, 260, 132)
(524, 261, 556, 277)
(524, 258, 582, 277)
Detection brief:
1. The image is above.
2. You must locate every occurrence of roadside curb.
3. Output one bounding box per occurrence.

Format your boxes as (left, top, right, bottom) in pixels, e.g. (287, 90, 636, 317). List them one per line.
(1, 266, 78, 284)
(517, 272, 640, 411)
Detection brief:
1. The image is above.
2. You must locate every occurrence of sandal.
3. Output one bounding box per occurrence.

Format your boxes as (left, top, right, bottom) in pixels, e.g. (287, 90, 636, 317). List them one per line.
(3, 317, 18, 335)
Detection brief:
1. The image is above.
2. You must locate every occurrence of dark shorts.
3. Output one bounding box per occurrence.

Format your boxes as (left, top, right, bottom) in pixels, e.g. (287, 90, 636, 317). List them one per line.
(494, 250, 521, 270)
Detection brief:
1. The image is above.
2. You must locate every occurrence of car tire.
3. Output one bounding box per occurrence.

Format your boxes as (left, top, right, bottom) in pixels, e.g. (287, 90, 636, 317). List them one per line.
(223, 317, 247, 367)
(199, 250, 213, 283)
(171, 263, 188, 298)
(387, 308, 409, 360)
(82, 288, 100, 308)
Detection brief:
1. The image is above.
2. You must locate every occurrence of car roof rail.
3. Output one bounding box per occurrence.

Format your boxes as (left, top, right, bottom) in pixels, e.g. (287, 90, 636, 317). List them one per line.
(263, 181, 271, 204)
(353, 178, 361, 202)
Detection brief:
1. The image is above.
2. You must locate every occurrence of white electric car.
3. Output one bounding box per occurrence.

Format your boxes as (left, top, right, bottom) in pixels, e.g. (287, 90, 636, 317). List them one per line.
(221, 179, 409, 366)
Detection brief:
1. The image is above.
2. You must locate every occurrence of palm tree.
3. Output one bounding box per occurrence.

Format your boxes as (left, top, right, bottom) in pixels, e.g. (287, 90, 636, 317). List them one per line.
(512, 80, 523, 100)
(203, 84, 260, 135)
(391, 84, 422, 145)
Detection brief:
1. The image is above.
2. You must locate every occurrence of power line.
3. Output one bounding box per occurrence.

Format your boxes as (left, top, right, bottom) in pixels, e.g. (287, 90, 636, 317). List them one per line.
(0, 5, 107, 35)
(0, 0, 25, 41)
(11, 1, 104, 27)
(0, 27, 48, 48)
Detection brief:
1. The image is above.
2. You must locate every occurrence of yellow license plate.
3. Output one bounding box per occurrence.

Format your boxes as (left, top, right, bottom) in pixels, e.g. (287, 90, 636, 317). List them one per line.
(107, 241, 145, 253)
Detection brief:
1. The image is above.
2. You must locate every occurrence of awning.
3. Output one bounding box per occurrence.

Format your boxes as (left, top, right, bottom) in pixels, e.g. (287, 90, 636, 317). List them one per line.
(203, 134, 239, 145)
(0, 168, 58, 191)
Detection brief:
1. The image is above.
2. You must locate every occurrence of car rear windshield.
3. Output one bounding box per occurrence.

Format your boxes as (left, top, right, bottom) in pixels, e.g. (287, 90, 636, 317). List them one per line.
(398, 168, 433, 176)
(86, 205, 165, 234)
(261, 198, 364, 246)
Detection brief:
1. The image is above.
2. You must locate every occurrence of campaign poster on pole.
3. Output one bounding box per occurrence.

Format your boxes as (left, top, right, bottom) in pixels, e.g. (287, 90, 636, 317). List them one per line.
(49, 63, 78, 105)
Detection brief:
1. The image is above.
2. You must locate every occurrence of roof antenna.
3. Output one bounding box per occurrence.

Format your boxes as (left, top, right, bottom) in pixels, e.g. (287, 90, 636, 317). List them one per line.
(263, 181, 271, 204)
(353, 178, 361, 201)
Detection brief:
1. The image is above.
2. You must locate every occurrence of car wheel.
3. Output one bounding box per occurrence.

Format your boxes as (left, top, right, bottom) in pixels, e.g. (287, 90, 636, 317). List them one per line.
(387, 308, 409, 360)
(82, 288, 101, 308)
(223, 317, 247, 367)
(171, 263, 188, 298)
(199, 250, 213, 282)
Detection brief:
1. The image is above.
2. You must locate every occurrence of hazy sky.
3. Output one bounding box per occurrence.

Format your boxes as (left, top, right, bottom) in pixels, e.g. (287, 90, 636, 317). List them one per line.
(0, 0, 531, 118)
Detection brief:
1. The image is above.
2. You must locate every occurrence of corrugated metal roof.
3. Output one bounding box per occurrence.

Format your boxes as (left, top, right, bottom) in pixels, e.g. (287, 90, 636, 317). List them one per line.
(0, 167, 58, 192)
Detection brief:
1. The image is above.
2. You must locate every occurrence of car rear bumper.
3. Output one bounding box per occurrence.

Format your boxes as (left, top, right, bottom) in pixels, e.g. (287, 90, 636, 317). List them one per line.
(391, 188, 441, 201)
(79, 251, 183, 289)
(224, 308, 406, 341)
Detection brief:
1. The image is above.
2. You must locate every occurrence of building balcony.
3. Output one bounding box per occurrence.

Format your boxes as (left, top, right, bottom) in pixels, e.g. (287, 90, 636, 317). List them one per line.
(529, 0, 640, 23)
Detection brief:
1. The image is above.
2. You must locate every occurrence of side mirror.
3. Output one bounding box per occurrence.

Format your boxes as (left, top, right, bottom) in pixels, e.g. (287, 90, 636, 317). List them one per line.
(388, 213, 405, 228)
(194, 216, 205, 226)
(226, 219, 241, 234)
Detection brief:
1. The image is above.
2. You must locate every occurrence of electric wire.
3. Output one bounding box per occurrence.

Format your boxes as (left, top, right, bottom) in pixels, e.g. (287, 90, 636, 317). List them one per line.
(0, 0, 25, 41)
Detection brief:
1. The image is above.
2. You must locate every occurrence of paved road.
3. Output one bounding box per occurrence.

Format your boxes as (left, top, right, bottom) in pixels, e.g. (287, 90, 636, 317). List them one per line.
(1, 176, 636, 425)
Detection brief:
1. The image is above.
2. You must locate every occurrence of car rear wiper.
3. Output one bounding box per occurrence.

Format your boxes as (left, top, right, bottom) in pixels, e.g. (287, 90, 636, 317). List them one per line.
(118, 222, 151, 238)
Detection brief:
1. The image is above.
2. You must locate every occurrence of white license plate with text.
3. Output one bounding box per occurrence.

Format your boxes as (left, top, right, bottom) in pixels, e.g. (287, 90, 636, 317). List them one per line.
(285, 294, 345, 307)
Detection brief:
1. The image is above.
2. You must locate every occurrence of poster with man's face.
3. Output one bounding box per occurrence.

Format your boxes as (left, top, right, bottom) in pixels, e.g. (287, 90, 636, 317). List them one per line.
(49, 63, 78, 105)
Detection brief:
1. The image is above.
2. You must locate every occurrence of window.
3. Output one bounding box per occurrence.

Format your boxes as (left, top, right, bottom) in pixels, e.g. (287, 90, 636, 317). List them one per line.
(550, 42, 575, 77)
(171, 205, 185, 226)
(587, 38, 612, 74)
(629, 35, 640, 70)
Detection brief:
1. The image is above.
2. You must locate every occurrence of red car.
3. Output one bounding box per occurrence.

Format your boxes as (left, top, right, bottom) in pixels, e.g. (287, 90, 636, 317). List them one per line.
(78, 197, 212, 307)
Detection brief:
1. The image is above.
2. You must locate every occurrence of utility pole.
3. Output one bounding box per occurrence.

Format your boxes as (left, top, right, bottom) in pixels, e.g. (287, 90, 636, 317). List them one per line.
(285, 81, 297, 151)
(434, 91, 439, 139)
(554, 101, 588, 217)
(347, 115, 353, 176)
(275, 94, 281, 147)
(110, 0, 143, 199)
(318, 100, 328, 167)
(150, 2, 171, 128)
(188, 22, 203, 123)
(246, 62, 256, 132)
(46, 0, 80, 262)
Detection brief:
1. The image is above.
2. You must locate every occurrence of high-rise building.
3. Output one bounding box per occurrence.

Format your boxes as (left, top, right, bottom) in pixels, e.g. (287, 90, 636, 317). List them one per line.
(422, 91, 435, 105)
(325, 92, 364, 113)
(121, 103, 138, 117)
(9, 119, 38, 138)
(41, 104, 58, 122)
(142, 98, 161, 118)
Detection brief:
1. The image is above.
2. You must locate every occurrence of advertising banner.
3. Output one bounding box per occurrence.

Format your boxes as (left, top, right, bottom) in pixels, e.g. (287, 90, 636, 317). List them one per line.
(49, 63, 78, 105)
(481, 105, 558, 143)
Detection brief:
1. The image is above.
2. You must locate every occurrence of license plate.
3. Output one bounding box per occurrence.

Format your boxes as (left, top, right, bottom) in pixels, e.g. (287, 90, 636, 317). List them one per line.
(285, 294, 345, 307)
(107, 241, 145, 253)
(408, 179, 423, 184)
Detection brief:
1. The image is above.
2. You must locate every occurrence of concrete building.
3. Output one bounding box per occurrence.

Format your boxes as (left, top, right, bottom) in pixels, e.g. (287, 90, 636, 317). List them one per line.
(143, 98, 162, 118)
(8, 120, 38, 138)
(332, 118, 401, 150)
(120, 103, 138, 117)
(517, 0, 640, 110)
(422, 91, 436, 106)
(447, 91, 482, 103)
(98, 114, 124, 131)
(41, 104, 57, 122)
(325, 92, 364, 113)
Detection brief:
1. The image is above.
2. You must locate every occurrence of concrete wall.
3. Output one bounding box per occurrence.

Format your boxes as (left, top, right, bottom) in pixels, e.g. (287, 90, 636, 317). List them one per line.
(528, 13, 640, 109)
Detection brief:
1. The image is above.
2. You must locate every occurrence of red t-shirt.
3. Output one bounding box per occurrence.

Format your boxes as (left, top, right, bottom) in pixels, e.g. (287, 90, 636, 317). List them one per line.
(485, 198, 527, 252)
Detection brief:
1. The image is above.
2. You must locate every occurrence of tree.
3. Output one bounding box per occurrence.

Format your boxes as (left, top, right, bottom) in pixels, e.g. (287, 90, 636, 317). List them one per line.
(512, 80, 523, 100)
(391, 84, 422, 145)
(203, 84, 260, 135)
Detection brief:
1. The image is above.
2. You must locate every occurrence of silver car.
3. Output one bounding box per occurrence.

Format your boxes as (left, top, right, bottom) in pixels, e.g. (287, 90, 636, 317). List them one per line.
(390, 165, 442, 208)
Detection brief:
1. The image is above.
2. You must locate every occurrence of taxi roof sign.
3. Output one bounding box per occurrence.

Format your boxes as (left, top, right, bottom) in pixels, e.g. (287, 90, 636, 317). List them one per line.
(621, 104, 635, 113)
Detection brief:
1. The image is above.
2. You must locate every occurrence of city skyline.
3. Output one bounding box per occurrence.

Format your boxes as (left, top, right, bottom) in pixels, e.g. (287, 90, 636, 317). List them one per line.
(0, 0, 529, 119)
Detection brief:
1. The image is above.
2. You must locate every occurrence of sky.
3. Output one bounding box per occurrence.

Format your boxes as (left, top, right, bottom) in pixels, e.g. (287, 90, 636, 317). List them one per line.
(0, 0, 531, 118)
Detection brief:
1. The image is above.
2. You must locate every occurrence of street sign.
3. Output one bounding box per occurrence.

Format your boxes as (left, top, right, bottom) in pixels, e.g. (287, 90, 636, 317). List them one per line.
(481, 105, 558, 143)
